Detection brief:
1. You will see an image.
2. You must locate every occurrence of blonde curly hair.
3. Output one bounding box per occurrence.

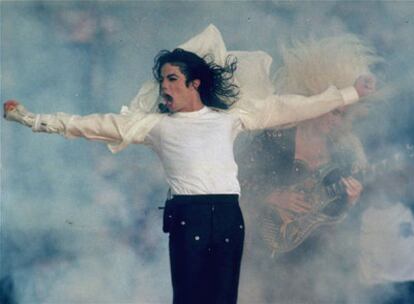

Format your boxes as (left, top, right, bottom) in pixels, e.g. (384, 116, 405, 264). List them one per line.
(274, 35, 380, 96)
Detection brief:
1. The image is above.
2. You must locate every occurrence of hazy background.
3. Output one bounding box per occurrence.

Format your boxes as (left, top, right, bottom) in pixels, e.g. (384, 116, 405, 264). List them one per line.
(1, 1, 413, 303)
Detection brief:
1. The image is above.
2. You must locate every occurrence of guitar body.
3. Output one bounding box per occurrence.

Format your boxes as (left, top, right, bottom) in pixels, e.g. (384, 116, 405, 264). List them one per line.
(261, 162, 349, 255)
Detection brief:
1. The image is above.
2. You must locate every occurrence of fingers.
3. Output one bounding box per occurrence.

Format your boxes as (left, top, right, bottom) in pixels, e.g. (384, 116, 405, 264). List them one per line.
(354, 74, 376, 97)
(361, 74, 376, 88)
(341, 177, 363, 205)
(3, 100, 20, 118)
(4, 100, 19, 110)
(267, 190, 310, 213)
(365, 75, 376, 90)
(288, 193, 311, 213)
(342, 177, 363, 191)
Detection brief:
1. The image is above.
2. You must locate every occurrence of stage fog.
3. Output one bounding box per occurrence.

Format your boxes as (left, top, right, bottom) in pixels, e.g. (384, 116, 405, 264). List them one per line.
(1, 1, 414, 303)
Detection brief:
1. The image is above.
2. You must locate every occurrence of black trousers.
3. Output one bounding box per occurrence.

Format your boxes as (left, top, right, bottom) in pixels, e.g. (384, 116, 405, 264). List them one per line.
(163, 194, 244, 304)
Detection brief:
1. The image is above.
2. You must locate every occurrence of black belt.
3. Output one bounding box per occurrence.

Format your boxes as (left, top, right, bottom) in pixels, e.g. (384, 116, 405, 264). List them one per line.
(158, 194, 239, 210)
(171, 194, 239, 205)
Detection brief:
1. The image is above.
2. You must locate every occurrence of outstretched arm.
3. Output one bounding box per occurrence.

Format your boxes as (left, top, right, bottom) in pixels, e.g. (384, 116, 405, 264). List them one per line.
(238, 75, 375, 131)
(4, 100, 134, 144)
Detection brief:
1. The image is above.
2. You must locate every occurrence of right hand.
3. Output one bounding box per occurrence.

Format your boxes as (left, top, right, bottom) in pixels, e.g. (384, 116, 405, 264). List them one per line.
(3, 100, 36, 129)
(3, 100, 20, 119)
(265, 190, 310, 213)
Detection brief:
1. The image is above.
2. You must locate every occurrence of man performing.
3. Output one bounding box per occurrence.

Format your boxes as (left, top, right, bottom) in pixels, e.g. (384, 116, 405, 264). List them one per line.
(240, 106, 367, 303)
(238, 35, 378, 303)
(3, 25, 375, 304)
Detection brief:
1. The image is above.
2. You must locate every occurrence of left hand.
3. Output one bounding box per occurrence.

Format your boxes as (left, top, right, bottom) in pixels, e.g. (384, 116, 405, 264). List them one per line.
(341, 177, 363, 206)
(354, 74, 376, 98)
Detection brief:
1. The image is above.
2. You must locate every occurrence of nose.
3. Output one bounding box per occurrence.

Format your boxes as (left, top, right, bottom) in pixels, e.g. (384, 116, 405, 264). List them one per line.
(161, 79, 169, 92)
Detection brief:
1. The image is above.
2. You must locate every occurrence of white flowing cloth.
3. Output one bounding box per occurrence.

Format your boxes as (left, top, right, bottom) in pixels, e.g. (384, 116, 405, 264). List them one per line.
(107, 24, 275, 153)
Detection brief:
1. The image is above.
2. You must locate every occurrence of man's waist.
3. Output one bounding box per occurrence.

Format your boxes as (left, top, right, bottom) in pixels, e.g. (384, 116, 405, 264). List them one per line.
(170, 194, 239, 205)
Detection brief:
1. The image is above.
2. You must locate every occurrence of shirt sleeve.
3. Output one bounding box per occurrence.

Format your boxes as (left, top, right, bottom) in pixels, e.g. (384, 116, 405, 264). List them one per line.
(233, 85, 359, 131)
(34, 112, 132, 143)
(34, 110, 162, 151)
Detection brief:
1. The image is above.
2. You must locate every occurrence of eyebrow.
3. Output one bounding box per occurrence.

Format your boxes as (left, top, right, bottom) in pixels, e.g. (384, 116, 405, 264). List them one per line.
(159, 73, 179, 81)
(165, 73, 178, 78)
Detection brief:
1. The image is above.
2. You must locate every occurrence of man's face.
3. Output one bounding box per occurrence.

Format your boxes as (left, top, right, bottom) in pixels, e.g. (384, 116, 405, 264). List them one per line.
(159, 63, 198, 113)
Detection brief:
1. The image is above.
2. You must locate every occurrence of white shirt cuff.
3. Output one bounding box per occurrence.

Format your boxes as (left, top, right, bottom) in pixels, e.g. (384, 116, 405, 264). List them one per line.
(340, 86, 359, 106)
(32, 114, 42, 132)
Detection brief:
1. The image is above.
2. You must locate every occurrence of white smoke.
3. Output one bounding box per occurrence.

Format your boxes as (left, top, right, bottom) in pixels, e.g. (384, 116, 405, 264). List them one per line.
(1, 1, 414, 303)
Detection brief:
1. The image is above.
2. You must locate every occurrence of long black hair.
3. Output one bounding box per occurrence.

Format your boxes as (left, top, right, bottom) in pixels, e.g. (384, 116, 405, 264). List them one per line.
(152, 48, 239, 109)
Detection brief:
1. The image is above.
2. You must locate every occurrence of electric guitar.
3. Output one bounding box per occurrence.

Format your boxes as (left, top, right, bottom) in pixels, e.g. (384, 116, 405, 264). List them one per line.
(259, 149, 413, 257)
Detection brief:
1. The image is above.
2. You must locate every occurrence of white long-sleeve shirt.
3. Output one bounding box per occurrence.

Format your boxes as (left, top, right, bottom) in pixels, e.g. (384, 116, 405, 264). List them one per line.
(29, 24, 361, 195)
(144, 107, 241, 195)
(34, 86, 358, 195)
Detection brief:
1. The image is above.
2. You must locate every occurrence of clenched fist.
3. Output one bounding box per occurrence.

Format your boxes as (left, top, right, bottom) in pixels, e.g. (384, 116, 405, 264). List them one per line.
(354, 75, 376, 98)
(3, 100, 20, 118)
(3, 100, 35, 128)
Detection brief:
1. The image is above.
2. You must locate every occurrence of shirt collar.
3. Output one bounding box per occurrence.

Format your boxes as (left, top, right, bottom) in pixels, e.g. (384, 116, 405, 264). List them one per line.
(172, 106, 210, 118)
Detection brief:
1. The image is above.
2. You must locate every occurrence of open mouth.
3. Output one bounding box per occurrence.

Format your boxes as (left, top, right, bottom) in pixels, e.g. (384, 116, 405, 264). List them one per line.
(162, 93, 174, 107)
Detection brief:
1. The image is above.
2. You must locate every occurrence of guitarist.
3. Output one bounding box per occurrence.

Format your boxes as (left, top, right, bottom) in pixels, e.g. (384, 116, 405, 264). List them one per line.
(265, 108, 365, 246)
(238, 35, 378, 303)
(239, 106, 367, 303)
